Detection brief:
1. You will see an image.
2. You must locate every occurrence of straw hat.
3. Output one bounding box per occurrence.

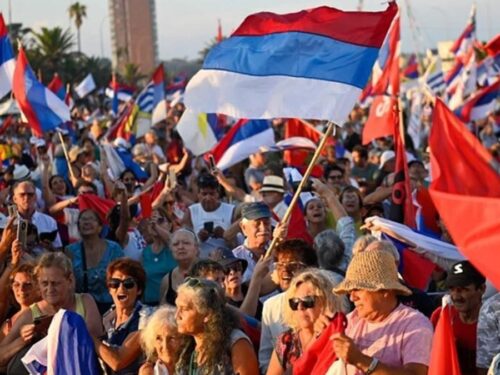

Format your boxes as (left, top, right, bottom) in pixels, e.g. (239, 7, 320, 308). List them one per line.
(260, 175, 285, 194)
(333, 250, 412, 296)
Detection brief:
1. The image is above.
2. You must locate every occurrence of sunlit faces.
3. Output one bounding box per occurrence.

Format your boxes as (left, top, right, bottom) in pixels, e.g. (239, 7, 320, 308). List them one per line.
(11, 272, 40, 307)
(275, 252, 306, 291)
(261, 191, 283, 208)
(198, 188, 220, 212)
(240, 217, 271, 247)
(77, 210, 102, 237)
(108, 270, 141, 309)
(37, 267, 72, 307)
(174, 289, 207, 335)
(223, 261, 244, 290)
(171, 231, 199, 263)
(349, 289, 388, 321)
(290, 281, 323, 330)
(341, 191, 361, 216)
(305, 199, 326, 224)
(50, 176, 67, 196)
(13, 182, 37, 214)
(449, 284, 484, 314)
(154, 324, 181, 365)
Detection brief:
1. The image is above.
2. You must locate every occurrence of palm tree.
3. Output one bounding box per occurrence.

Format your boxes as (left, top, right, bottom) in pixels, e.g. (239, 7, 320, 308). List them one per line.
(30, 27, 74, 77)
(68, 2, 87, 53)
(122, 63, 145, 87)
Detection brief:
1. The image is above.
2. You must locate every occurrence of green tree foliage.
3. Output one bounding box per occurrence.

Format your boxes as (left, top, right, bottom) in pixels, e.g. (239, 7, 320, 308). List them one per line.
(68, 2, 87, 53)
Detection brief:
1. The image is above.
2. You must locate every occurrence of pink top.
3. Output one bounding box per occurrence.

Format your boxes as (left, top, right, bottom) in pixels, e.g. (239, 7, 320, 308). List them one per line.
(343, 303, 433, 374)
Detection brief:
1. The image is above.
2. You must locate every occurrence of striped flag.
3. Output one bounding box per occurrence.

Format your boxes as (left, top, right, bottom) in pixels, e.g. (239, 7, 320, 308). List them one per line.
(0, 13, 15, 98)
(185, 3, 398, 123)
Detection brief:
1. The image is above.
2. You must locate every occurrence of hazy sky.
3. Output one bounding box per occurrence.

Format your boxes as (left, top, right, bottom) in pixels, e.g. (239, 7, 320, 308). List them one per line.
(1, 0, 498, 61)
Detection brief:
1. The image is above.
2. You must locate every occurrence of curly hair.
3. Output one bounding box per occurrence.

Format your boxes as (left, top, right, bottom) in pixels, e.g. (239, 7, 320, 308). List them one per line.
(176, 278, 239, 375)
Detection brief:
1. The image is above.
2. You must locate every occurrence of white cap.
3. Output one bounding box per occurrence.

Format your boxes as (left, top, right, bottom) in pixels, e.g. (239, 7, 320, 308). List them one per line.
(379, 150, 395, 169)
(34, 139, 46, 148)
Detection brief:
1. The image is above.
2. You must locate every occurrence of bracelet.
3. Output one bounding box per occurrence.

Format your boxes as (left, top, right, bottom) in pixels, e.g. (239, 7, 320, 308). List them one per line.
(365, 358, 379, 375)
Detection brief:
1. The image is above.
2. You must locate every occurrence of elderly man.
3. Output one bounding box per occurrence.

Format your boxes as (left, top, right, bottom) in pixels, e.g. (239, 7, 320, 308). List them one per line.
(13, 180, 62, 251)
(232, 202, 274, 283)
(431, 261, 486, 375)
(328, 250, 433, 375)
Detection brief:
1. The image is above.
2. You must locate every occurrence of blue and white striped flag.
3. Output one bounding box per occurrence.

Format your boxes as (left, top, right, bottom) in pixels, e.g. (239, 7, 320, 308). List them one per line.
(136, 82, 155, 112)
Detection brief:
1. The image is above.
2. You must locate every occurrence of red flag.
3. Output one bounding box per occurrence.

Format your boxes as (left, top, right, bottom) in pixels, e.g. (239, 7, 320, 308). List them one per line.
(217, 19, 223, 43)
(0, 115, 13, 136)
(429, 98, 500, 289)
(283, 119, 323, 167)
(428, 302, 462, 375)
(389, 104, 416, 228)
(292, 313, 346, 375)
(139, 182, 164, 219)
(371, 15, 400, 96)
(78, 193, 116, 223)
(484, 33, 500, 56)
(362, 95, 396, 144)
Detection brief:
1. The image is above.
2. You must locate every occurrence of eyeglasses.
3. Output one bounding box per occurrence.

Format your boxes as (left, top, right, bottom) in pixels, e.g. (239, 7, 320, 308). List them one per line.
(223, 262, 243, 275)
(328, 174, 343, 180)
(107, 278, 137, 290)
(11, 282, 34, 290)
(274, 261, 306, 273)
(288, 295, 317, 311)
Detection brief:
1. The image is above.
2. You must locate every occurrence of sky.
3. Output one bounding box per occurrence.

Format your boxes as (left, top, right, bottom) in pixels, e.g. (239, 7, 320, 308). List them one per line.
(1, 0, 498, 61)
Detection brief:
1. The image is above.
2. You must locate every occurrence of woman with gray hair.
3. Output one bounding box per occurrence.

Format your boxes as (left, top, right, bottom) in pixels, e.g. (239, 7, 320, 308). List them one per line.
(139, 306, 184, 375)
(314, 230, 346, 284)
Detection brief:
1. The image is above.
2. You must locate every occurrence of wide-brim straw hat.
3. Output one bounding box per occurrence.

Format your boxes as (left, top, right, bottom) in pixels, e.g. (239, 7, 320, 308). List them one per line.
(333, 250, 412, 296)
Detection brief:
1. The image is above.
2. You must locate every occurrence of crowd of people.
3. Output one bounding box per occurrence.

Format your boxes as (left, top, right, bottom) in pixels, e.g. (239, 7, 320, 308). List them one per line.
(0, 92, 498, 375)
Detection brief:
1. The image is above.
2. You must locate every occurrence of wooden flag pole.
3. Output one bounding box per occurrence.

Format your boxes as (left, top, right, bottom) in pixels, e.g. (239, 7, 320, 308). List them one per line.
(264, 120, 335, 259)
(57, 130, 76, 181)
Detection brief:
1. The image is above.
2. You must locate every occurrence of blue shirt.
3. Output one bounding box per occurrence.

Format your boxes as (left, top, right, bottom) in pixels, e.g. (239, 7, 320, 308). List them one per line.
(142, 244, 177, 304)
(66, 240, 124, 304)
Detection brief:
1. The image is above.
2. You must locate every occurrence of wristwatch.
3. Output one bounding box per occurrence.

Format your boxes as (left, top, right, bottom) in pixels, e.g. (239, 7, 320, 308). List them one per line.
(365, 358, 379, 375)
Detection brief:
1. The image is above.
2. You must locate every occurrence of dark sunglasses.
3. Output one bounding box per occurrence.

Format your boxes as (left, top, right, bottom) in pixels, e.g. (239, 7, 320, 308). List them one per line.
(288, 295, 317, 311)
(223, 262, 243, 275)
(275, 261, 306, 273)
(108, 278, 137, 290)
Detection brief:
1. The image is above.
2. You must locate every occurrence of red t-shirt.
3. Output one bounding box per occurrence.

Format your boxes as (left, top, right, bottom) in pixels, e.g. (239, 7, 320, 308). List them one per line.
(431, 305, 478, 375)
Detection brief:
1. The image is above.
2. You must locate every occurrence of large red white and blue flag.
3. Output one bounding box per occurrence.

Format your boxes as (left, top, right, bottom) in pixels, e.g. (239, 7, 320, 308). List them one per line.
(13, 46, 70, 137)
(208, 119, 275, 170)
(185, 3, 398, 123)
(454, 78, 499, 122)
(0, 13, 15, 98)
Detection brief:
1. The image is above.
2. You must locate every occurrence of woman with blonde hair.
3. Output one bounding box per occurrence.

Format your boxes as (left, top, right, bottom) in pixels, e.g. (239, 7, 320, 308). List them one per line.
(175, 277, 259, 375)
(267, 269, 345, 375)
(139, 306, 184, 375)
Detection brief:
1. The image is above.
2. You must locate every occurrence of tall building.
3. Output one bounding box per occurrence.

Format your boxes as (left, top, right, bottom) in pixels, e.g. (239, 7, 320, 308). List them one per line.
(108, 0, 158, 75)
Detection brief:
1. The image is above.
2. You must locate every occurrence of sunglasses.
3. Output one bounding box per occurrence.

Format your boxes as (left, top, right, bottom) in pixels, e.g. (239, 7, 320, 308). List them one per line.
(288, 295, 317, 311)
(223, 262, 243, 275)
(274, 261, 306, 273)
(108, 278, 137, 290)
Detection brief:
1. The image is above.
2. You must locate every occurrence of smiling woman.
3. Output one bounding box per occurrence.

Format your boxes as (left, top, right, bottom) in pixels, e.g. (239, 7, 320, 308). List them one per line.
(94, 258, 153, 375)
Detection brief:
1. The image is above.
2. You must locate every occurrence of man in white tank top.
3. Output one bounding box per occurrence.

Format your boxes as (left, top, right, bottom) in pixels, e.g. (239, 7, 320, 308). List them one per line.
(183, 173, 235, 258)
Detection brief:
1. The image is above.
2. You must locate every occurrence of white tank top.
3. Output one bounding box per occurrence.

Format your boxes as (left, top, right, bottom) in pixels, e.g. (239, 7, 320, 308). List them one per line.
(189, 202, 235, 233)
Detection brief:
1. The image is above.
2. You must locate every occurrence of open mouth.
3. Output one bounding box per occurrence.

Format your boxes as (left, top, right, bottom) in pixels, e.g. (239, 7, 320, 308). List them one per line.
(117, 294, 129, 302)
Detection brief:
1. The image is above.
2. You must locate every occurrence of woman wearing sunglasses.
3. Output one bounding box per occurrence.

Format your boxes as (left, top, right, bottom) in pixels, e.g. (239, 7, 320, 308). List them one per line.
(266, 270, 344, 375)
(175, 277, 259, 375)
(94, 258, 152, 375)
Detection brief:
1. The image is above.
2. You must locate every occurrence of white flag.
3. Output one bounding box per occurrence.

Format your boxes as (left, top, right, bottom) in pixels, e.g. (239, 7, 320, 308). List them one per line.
(75, 73, 96, 98)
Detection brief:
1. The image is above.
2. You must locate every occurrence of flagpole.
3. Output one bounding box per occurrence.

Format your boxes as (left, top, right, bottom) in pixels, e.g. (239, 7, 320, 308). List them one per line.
(57, 131, 76, 181)
(264, 121, 335, 259)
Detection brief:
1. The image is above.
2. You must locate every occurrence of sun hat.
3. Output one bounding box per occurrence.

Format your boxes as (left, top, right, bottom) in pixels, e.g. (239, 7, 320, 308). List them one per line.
(260, 175, 285, 194)
(333, 249, 412, 296)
